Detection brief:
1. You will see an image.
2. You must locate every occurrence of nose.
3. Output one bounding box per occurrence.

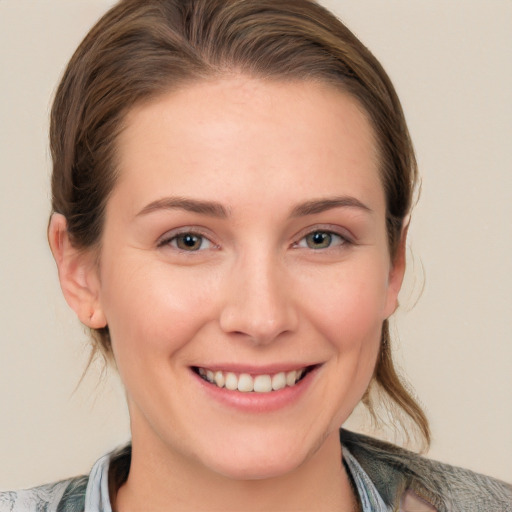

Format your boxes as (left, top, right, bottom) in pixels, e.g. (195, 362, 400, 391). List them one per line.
(219, 253, 298, 345)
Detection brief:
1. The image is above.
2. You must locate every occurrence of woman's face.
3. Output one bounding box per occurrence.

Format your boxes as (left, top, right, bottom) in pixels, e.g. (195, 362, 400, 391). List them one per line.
(92, 77, 404, 479)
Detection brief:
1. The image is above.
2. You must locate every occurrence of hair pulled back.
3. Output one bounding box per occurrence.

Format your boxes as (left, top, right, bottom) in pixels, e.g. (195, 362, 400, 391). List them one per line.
(50, 0, 429, 447)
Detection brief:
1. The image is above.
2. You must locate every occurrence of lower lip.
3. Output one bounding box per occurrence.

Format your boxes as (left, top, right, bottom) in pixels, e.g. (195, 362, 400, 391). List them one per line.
(192, 367, 319, 413)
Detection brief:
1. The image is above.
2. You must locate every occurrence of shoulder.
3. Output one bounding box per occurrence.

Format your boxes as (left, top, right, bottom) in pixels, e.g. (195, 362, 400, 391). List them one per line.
(340, 429, 512, 512)
(0, 475, 87, 512)
(0, 443, 131, 512)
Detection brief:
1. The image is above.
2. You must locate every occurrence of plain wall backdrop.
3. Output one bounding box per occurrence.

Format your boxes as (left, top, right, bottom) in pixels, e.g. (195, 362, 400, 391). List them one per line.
(0, 0, 511, 488)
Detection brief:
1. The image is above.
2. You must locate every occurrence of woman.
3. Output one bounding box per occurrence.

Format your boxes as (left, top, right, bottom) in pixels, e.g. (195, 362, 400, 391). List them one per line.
(1, 0, 510, 511)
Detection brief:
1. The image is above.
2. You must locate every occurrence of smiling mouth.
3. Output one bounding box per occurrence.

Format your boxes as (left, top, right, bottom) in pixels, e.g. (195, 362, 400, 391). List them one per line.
(193, 366, 315, 393)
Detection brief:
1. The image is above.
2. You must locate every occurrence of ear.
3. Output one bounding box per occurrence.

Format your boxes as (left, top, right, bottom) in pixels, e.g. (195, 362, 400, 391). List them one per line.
(383, 219, 409, 319)
(48, 213, 107, 329)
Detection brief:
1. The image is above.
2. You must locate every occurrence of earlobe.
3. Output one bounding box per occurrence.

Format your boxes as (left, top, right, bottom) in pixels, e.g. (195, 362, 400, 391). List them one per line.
(384, 221, 409, 318)
(48, 214, 107, 329)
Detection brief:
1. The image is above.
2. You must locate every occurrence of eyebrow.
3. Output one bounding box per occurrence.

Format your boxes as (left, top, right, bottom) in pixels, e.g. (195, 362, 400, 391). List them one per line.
(290, 196, 372, 217)
(137, 197, 228, 218)
(136, 195, 371, 219)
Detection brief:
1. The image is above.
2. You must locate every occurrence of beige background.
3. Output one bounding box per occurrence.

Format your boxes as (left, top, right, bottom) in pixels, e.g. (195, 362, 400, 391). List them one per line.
(0, 0, 510, 489)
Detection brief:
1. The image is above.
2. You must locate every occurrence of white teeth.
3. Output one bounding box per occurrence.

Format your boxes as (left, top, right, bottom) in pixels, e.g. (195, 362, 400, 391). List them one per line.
(197, 367, 307, 392)
(214, 371, 225, 388)
(225, 372, 238, 391)
(271, 372, 286, 391)
(286, 370, 297, 387)
(237, 373, 253, 392)
(253, 374, 272, 393)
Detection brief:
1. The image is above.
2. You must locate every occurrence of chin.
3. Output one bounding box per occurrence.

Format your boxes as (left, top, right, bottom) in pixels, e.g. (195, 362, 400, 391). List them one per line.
(192, 425, 329, 482)
(208, 450, 309, 481)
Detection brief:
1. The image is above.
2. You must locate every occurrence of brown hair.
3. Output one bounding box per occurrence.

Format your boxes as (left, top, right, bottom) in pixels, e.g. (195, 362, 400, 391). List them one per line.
(50, 0, 429, 447)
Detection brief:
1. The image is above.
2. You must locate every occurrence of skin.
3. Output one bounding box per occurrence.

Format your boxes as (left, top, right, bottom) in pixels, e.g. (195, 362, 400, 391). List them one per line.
(50, 77, 406, 511)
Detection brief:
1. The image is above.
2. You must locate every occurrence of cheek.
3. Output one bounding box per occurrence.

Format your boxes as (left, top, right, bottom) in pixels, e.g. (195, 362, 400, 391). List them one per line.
(302, 265, 387, 427)
(298, 259, 390, 350)
(99, 258, 221, 363)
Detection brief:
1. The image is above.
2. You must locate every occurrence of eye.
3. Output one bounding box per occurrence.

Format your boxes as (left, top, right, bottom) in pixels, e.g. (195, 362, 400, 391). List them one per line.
(160, 232, 214, 252)
(296, 230, 347, 250)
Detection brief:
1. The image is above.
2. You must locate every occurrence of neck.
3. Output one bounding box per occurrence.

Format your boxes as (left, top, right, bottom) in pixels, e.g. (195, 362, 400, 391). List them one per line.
(114, 430, 359, 512)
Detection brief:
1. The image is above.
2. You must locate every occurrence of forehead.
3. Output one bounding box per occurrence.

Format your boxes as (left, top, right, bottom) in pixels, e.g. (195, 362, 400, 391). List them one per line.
(114, 77, 384, 214)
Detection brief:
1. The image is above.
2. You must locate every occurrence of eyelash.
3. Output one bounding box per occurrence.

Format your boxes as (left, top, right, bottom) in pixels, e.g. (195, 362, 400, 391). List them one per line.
(157, 227, 352, 253)
(157, 230, 216, 252)
(293, 229, 352, 250)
